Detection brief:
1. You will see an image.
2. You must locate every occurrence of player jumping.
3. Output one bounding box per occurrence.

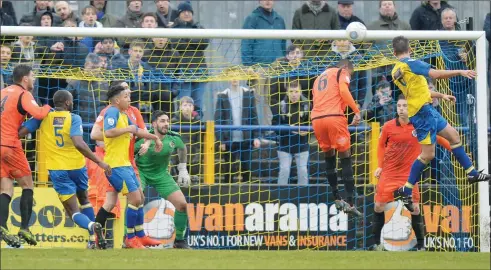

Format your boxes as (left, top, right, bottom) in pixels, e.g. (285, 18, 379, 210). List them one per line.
(391, 36, 491, 211)
(134, 111, 192, 249)
(371, 95, 451, 251)
(19, 90, 111, 249)
(0, 64, 51, 247)
(311, 59, 362, 216)
(91, 81, 160, 248)
(102, 83, 163, 249)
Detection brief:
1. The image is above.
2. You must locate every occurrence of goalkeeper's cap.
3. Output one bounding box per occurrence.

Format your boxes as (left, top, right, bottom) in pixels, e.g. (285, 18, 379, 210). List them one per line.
(178, 2, 193, 15)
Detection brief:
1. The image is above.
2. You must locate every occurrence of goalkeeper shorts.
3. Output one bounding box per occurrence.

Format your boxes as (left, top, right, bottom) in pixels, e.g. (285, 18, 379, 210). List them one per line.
(140, 172, 180, 199)
(375, 177, 420, 204)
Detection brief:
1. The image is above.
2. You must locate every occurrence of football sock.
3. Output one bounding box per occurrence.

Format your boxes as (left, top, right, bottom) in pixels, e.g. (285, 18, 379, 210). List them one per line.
(20, 189, 33, 230)
(372, 211, 385, 245)
(80, 203, 95, 235)
(408, 157, 428, 186)
(72, 212, 92, 231)
(95, 206, 113, 231)
(135, 205, 145, 238)
(451, 143, 478, 177)
(412, 213, 425, 248)
(340, 157, 355, 205)
(174, 210, 188, 241)
(126, 204, 139, 239)
(325, 155, 340, 200)
(0, 193, 12, 229)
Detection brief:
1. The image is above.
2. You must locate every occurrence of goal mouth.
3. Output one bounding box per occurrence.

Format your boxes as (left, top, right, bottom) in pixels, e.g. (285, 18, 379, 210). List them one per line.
(0, 26, 488, 252)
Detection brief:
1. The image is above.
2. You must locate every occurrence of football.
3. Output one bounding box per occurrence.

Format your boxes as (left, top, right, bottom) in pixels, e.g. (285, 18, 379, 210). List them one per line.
(346, 22, 367, 42)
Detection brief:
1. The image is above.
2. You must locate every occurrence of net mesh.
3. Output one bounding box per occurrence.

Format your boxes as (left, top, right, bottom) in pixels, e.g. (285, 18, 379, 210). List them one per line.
(0, 33, 482, 251)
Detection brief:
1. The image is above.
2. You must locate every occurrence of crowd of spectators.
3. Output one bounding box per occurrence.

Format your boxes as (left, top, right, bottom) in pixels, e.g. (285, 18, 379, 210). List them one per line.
(0, 0, 489, 184)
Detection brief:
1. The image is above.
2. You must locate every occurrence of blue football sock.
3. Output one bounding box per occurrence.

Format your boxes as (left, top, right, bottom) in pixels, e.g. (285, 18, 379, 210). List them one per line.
(72, 212, 93, 232)
(80, 204, 95, 235)
(126, 204, 139, 239)
(451, 144, 478, 177)
(135, 205, 145, 238)
(408, 158, 428, 186)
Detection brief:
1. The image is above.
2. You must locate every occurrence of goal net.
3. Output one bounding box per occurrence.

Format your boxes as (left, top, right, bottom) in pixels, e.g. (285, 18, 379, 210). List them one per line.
(0, 26, 488, 252)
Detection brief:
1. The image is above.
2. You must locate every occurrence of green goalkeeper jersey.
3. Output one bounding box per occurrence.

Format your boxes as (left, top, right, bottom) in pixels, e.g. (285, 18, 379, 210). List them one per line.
(134, 130, 185, 177)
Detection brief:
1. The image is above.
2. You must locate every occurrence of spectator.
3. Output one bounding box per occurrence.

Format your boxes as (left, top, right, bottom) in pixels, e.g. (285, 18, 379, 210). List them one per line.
(410, 0, 455, 31)
(170, 96, 202, 183)
(20, 0, 60, 26)
(171, 2, 209, 116)
(35, 11, 60, 66)
(365, 80, 395, 125)
(292, 0, 339, 59)
(1, 1, 17, 25)
(90, 0, 119, 28)
(338, 0, 364, 30)
(271, 81, 310, 185)
(326, 39, 366, 105)
(154, 0, 178, 28)
(55, 19, 90, 67)
(38, 10, 53, 27)
(94, 37, 123, 69)
(117, 0, 143, 28)
(367, 1, 410, 31)
(0, 44, 13, 88)
(215, 78, 261, 183)
(484, 13, 491, 86)
(55, 1, 80, 25)
(79, 5, 104, 53)
(11, 24, 36, 65)
(241, 0, 286, 66)
(0, 0, 15, 26)
(141, 12, 158, 28)
(66, 53, 108, 143)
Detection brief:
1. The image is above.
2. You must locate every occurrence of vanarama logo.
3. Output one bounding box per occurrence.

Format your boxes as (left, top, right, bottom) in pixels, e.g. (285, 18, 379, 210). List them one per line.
(382, 201, 472, 251)
(187, 203, 348, 232)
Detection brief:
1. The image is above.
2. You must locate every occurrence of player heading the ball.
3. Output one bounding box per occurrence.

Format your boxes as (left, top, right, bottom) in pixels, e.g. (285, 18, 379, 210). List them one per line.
(391, 35, 491, 211)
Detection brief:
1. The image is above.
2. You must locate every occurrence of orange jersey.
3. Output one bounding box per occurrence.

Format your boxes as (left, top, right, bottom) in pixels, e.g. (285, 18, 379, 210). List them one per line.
(1, 84, 51, 148)
(311, 68, 360, 120)
(95, 105, 146, 163)
(378, 118, 451, 179)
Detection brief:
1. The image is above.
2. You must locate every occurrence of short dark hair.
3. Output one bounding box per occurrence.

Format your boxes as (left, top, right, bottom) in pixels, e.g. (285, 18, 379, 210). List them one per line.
(392, 36, 410, 56)
(397, 94, 406, 100)
(379, 0, 394, 8)
(287, 80, 300, 90)
(142, 12, 157, 22)
(63, 18, 77, 26)
(53, 90, 72, 107)
(376, 80, 391, 90)
(107, 84, 126, 100)
(12, 64, 33, 84)
(286, 44, 300, 55)
(110, 80, 126, 89)
(336, 59, 354, 69)
(151, 110, 167, 122)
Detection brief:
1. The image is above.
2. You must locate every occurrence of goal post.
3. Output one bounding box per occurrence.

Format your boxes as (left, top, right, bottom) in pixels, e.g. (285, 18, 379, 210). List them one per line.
(0, 26, 489, 252)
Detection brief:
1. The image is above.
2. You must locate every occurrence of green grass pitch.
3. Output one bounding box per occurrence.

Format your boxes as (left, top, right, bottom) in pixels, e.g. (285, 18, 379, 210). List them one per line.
(1, 249, 489, 269)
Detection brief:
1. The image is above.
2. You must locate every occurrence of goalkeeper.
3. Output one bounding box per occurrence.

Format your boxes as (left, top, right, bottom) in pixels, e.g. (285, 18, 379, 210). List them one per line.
(134, 110, 191, 249)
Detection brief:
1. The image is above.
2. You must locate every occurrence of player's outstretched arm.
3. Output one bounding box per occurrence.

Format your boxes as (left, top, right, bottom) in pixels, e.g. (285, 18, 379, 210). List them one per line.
(21, 91, 51, 120)
(428, 68, 476, 80)
(90, 124, 104, 141)
(18, 117, 42, 138)
(72, 135, 112, 176)
(133, 128, 163, 152)
(430, 90, 456, 103)
(104, 125, 136, 138)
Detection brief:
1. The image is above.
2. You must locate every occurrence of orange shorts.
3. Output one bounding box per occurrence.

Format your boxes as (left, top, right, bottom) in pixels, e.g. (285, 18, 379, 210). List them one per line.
(375, 176, 420, 203)
(1, 146, 31, 179)
(312, 116, 351, 152)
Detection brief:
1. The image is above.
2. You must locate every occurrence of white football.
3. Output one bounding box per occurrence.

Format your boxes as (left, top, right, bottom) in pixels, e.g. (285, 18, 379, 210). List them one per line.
(345, 22, 367, 42)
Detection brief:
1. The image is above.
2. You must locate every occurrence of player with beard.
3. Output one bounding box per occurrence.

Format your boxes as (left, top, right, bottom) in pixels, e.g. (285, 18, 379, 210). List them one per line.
(134, 110, 191, 249)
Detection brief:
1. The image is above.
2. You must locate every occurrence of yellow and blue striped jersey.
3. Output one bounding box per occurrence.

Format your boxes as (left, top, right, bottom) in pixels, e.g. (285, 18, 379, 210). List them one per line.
(103, 106, 133, 168)
(23, 111, 85, 170)
(391, 58, 433, 117)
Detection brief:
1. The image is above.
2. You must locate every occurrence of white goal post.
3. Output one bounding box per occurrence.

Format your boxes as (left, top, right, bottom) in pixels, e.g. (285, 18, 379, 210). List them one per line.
(1, 26, 489, 252)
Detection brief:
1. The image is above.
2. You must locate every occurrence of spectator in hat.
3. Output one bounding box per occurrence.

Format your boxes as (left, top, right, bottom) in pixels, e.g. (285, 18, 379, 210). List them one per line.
(337, 0, 364, 30)
(292, 0, 339, 59)
(410, 0, 455, 31)
(154, 0, 179, 28)
(116, 0, 143, 28)
(20, 0, 61, 26)
(171, 1, 209, 117)
(90, 0, 119, 28)
(0, 0, 15, 26)
(241, 0, 286, 66)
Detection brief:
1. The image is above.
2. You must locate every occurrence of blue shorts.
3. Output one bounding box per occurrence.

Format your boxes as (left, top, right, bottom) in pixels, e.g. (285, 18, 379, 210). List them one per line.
(410, 104, 448, 145)
(49, 167, 88, 202)
(108, 166, 140, 195)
